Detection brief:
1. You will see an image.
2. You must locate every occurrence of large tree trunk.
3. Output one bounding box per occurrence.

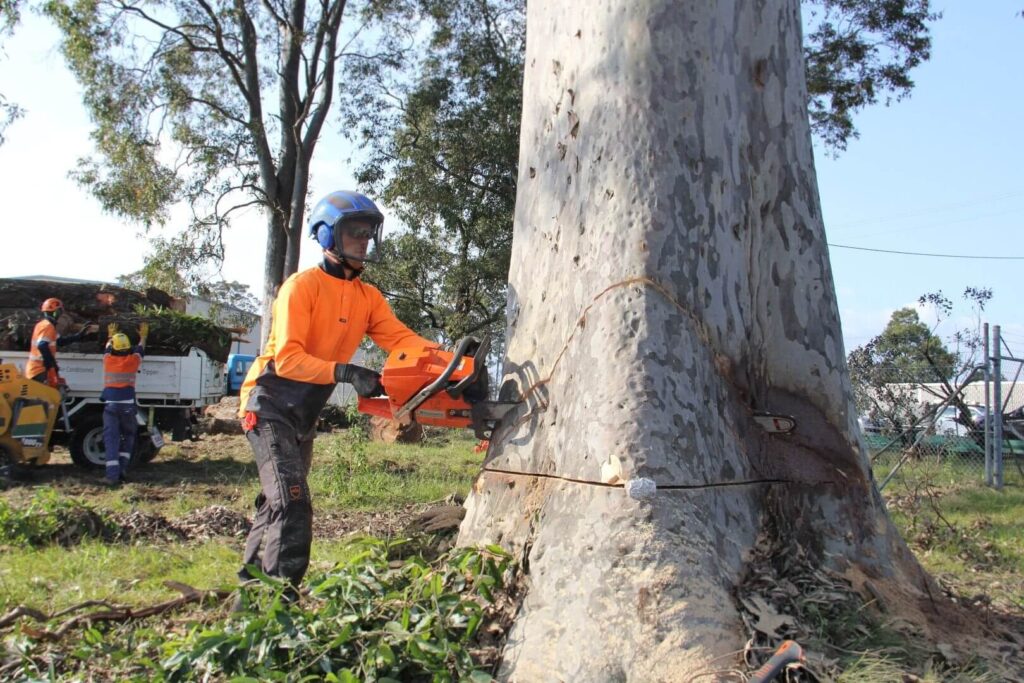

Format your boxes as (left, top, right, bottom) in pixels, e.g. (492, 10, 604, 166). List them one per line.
(458, 1, 945, 679)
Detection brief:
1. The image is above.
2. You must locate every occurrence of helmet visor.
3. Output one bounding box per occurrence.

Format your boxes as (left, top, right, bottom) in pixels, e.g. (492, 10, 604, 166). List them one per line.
(333, 218, 382, 264)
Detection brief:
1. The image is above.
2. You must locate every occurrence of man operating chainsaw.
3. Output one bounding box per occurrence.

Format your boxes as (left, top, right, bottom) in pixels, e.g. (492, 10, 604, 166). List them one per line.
(236, 190, 435, 597)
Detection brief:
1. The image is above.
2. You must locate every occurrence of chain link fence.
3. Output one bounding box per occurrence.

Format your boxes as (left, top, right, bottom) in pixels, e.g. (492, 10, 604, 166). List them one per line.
(866, 380, 1024, 487)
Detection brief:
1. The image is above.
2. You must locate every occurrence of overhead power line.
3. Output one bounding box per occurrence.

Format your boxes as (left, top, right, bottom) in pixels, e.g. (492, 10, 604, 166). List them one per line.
(827, 243, 1024, 260)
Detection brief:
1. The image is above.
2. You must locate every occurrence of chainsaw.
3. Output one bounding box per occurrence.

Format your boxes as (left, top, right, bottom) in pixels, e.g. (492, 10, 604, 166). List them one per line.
(358, 336, 797, 440)
(357, 336, 520, 439)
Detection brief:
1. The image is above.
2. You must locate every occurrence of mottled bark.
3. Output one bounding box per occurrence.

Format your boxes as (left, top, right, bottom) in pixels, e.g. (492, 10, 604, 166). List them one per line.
(458, 1, 931, 680)
(262, 209, 288, 347)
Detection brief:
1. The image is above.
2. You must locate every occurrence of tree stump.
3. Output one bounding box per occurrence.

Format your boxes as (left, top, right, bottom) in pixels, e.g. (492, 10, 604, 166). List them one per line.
(369, 416, 424, 444)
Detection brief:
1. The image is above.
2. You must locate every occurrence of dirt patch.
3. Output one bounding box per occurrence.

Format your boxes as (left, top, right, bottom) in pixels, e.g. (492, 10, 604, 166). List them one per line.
(200, 398, 245, 435)
(314, 498, 465, 541)
(204, 396, 241, 421)
(113, 505, 251, 542)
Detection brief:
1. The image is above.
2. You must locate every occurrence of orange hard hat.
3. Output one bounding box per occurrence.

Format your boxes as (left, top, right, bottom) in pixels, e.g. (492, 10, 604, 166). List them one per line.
(41, 298, 64, 312)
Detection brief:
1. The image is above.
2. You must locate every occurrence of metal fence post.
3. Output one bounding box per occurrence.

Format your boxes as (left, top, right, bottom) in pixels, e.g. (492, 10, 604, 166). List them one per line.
(984, 322, 992, 486)
(993, 325, 1004, 490)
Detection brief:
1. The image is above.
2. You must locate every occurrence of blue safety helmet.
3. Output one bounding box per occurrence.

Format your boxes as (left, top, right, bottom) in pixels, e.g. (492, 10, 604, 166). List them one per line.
(308, 190, 384, 265)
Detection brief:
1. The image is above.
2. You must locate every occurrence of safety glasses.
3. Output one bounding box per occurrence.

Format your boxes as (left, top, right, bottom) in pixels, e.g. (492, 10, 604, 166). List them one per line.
(339, 221, 378, 240)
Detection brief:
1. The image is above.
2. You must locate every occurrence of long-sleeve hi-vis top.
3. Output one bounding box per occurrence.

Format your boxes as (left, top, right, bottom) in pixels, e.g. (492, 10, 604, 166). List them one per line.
(239, 266, 433, 435)
(25, 319, 59, 379)
(101, 346, 145, 403)
(25, 319, 91, 380)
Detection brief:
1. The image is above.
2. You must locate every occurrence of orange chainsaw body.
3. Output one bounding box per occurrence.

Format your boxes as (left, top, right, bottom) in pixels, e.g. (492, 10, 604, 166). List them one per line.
(357, 345, 477, 428)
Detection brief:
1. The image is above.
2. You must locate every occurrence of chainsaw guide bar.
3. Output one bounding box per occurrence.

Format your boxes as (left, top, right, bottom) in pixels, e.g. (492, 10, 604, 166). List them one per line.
(752, 413, 796, 434)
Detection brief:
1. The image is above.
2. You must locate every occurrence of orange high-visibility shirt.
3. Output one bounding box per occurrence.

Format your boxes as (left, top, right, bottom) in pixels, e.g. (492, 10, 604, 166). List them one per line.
(25, 319, 58, 379)
(103, 353, 142, 388)
(239, 266, 433, 433)
(101, 351, 143, 402)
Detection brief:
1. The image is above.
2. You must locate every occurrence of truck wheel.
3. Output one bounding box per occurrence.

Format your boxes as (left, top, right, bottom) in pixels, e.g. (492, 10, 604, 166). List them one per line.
(69, 413, 107, 469)
(71, 414, 161, 469)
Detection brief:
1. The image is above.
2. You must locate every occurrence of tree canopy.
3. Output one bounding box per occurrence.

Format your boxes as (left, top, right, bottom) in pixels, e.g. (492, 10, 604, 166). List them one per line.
(857, 306, 956, 384)
(348, 0, 937, 342)
(42, 0, 385, 338)
(344, 0, 521, 344)
(803, 0, 938, 151)
(0, 0, 24, 145)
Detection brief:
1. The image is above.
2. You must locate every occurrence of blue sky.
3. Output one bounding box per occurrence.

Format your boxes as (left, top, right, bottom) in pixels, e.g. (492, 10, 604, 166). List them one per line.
(813, 2, 1024, 353)
(1, 2, 1021, 356)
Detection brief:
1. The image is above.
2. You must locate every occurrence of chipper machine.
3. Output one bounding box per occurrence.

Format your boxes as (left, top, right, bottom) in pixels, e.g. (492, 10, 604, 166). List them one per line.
(0, 363, 62, 472)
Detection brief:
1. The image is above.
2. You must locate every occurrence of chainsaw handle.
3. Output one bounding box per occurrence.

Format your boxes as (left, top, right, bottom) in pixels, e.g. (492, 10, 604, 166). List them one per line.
(394, 336, 480, 421)
(749, 640, 804, 683)
(447, 335, 489, 399)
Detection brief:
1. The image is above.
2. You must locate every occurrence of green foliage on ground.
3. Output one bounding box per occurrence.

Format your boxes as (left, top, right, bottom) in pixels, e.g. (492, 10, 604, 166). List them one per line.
(0, 488, 112, 547)
(161, 540, 508, 682)
(1, 431, 497, 681)
(5, 540, 509, 682)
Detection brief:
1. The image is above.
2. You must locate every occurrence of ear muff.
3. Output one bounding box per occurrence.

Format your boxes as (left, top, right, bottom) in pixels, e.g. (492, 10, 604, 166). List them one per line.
(316, 223, 335, 250)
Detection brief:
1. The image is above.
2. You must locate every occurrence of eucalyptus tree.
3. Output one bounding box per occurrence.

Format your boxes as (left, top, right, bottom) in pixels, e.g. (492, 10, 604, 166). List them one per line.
(349, 0, 934, 345)
(344, 0, 523, 343)
(43, 0, 397, 340)
(456, 1, 959, 679)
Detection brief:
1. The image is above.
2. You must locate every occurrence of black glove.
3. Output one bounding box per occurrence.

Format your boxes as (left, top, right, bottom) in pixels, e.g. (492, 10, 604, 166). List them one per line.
(335, 363, 384, 398)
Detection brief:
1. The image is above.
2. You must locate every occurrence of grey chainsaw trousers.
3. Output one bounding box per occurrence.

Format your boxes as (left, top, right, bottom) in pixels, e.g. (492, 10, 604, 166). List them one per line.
(239, 419, 315, 587)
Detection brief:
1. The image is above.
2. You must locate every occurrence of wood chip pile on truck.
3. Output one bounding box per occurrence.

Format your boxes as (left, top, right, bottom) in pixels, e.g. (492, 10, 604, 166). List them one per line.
(0, 278, 231, 469)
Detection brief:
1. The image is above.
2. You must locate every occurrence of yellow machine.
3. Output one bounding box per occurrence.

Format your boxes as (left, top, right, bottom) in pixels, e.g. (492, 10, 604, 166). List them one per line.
(0, 363, 61, 467)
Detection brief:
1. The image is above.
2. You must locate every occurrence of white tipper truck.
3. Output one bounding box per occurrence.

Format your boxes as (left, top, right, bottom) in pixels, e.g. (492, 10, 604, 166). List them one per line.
(0, 348, 225, 469)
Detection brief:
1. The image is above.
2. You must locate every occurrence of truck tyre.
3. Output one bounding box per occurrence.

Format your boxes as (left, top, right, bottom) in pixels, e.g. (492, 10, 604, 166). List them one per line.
(70, 414, 160, 469)
(69, 413, 107, 469)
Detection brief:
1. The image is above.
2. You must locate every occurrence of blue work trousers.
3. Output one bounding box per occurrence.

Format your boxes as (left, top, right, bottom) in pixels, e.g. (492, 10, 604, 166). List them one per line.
(103, 402, 137, 482)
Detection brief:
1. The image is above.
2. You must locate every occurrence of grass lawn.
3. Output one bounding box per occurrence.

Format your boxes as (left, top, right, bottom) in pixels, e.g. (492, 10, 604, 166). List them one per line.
(874, 456, 1024, 611)
(0, 428, 483, 613)
(1, 428, 1021, 681)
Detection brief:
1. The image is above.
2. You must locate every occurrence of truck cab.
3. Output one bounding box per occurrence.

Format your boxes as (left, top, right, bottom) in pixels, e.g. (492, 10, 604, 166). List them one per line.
(226, 353, 256, 395)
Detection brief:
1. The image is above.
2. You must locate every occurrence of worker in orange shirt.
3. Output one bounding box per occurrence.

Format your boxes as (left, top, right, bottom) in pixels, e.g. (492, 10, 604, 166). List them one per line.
(25, 298, 98, 386)
(100, 323, 148, 486)
(236, 190, 435, 598)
